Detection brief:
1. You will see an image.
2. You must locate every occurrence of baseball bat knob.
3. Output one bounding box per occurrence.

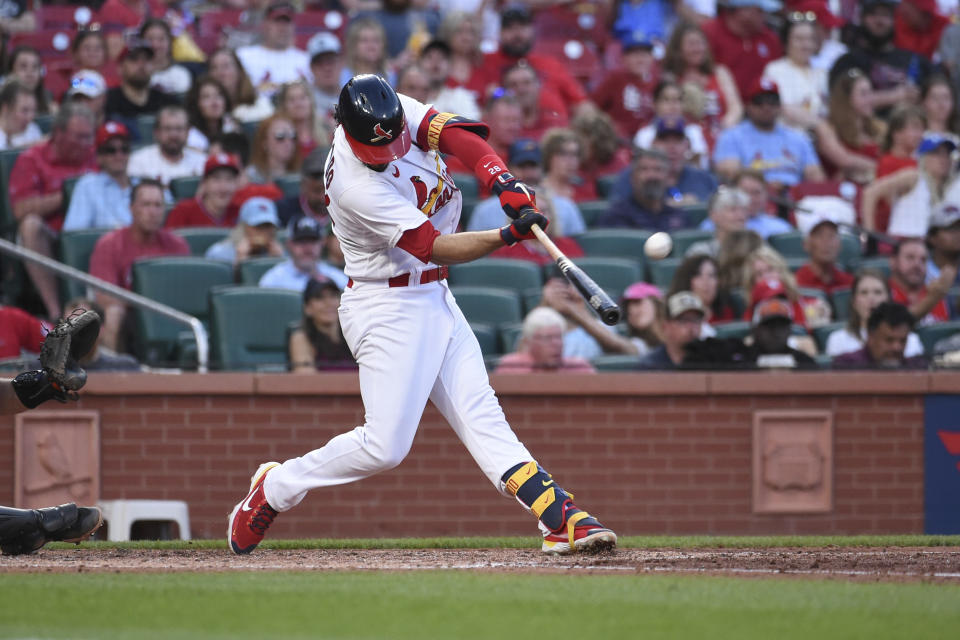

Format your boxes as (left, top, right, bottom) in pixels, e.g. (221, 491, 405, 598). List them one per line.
(600, 306, 621, 326)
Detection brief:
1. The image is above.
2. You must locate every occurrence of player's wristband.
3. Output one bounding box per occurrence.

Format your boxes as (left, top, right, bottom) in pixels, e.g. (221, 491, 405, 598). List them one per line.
(475, 154, 511, 191)
(499, 224, 522, 246)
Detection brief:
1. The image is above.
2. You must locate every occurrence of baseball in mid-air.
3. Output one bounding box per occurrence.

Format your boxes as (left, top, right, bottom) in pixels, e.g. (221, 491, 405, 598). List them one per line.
(644, 232, 673, 260)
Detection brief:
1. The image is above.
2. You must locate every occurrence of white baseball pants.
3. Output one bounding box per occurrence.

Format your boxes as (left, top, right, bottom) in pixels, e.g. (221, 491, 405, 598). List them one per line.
(263, 279, 533, 512)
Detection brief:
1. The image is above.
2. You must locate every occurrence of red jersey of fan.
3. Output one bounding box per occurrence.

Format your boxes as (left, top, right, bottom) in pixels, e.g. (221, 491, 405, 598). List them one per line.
(889, 277, 950, 325)
(89, 227, 190, 290)
(471, 50, 588, 108)
(0, 306, 45, 358)
(701, 17, 782, 100)
(591, 69, 658, 137)
(795, 263, 855, 294)
(8, 142, 97, 232)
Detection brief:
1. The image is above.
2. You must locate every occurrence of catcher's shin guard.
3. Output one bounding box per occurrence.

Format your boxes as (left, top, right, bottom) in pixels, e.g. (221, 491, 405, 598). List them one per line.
(0, 503, 101, 555)
(501, 461, 617, 555)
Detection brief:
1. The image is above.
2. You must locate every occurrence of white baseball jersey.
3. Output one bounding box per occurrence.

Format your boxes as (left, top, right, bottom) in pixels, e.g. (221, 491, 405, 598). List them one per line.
(324, 95, 462, 281)
(260, 92, 534, 514)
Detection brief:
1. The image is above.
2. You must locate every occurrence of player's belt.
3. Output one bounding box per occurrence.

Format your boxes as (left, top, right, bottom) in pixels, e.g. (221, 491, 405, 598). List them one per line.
(347, 266, 449, 289)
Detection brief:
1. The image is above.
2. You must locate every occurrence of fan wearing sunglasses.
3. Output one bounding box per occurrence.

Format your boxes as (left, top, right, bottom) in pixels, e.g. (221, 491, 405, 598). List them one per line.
(63, 121, 135, 232)
(247, 113, 302, 184)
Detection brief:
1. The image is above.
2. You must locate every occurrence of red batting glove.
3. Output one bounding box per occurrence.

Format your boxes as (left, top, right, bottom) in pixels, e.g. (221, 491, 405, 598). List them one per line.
(477, 153, 536, 220)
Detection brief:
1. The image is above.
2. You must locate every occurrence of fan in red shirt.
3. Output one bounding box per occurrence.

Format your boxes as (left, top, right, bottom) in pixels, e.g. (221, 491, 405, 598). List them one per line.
(471, 5, 588, 110)
(165, 153, 243, 228)
(793, 211, 855, 295)
(702, 0, 783, 100)
(0, 306, 46, 360)
(89, 180, 190, 351)
(894, 0, 950, 60)
(502, 62, 568, 142)
(10, 104, 98, 321)
(888, 237, 952, 325)
(591, 35, 659, 138)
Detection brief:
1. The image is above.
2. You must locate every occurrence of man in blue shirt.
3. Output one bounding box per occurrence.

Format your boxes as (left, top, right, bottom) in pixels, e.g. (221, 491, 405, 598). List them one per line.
(713, 78, 825, 190)
(259, 216, 347, 292)
(597, 148, 691, 231)
(62, 121, 135, 231)
(700, 169, 793, 239)
(611, 120, 718, 205)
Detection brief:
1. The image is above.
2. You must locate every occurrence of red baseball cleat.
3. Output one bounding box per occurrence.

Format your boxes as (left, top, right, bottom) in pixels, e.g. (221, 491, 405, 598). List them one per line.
(540, 509, 617, 555)
(228, 462, 280, 555)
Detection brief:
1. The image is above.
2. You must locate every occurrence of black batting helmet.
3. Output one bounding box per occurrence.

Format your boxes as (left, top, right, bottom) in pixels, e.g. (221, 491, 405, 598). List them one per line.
(336, 74, 411, 165)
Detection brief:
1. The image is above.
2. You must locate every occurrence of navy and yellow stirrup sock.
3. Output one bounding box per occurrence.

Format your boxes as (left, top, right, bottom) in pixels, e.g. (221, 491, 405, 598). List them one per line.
(500, 461, 602, 533)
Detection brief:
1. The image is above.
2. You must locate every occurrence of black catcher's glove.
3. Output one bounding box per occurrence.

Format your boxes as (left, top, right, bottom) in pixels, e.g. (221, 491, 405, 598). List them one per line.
(12, 309, 101, 409)
(500, 207, 549, 245)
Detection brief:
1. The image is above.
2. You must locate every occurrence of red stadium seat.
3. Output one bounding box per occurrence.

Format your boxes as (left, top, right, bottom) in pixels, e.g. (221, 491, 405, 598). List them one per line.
(9, 30, 73, 62)
(534, 38, 602, 89)
(37, 5, 93, 30)
(532, 3, 613, 48)
(197, 9, 244, 39)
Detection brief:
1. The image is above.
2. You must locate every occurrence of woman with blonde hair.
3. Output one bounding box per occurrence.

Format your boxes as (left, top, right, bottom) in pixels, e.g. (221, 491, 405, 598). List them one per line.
(247, 114, 302, 184)
(814, 68, 884, 184)
(207, 48, 274, 123)
(339, 17, 394, 87)
(744, 245, 831, 330)
(662, 22, 742, 149)
(862, 135, 956, 237)
(276, 80, 331, 158)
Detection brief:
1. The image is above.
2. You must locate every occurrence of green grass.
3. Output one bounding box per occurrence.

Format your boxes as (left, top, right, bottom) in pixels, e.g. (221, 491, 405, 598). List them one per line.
(44, 533, 960, 552)
(1, 571, 958, 639)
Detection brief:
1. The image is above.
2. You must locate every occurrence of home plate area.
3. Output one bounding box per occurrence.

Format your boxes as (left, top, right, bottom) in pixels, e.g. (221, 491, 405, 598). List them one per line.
(2, 547, 960, 582)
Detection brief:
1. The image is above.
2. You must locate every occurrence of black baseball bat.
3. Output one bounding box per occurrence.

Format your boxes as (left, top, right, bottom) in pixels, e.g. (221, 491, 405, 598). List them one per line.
(528, 223, 622, 326)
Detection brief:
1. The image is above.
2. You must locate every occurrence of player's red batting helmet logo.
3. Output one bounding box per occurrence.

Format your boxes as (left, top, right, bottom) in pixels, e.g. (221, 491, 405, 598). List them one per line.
(371, 123, 393, 143)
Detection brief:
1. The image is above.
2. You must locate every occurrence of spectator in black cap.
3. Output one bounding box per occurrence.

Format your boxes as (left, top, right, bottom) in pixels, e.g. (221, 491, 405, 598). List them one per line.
(592, 34, 659, 138)
(276, 147, 331, 229)
(259, 216, 347, 292)
(471, 4, 589, 112)
(105, 38, 179, 124)
(289, 279, 356, 372)
(467, 138, 586, 236)
(829, 0, 931, 114)
(418, 39, 480, 120)
(236, 1, 311, 99)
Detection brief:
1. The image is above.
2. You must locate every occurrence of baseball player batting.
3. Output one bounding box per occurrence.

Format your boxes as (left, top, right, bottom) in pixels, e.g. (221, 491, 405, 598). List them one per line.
(229, 74, 617, 556)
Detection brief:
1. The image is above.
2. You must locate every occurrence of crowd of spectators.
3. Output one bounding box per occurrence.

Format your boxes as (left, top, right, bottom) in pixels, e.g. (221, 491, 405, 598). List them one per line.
(1, 0, 960, 373)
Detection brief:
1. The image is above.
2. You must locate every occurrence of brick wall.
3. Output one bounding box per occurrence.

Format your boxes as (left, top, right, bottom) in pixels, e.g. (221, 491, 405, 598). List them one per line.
(2, 371, 952, 540)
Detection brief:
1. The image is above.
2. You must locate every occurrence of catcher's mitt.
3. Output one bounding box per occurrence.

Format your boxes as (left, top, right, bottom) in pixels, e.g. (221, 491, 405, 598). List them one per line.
(40, 309, 101, 392)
